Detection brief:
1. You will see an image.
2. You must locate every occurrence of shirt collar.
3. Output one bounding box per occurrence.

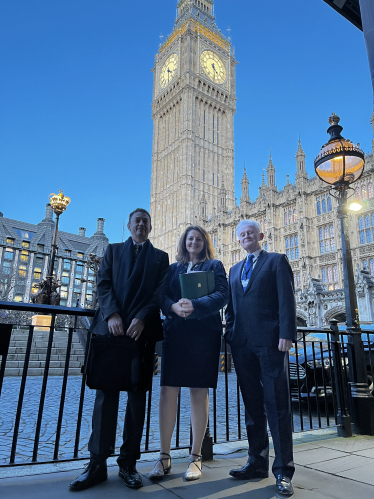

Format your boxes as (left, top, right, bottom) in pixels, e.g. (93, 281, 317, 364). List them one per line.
(132, 239, 146, 246)
(246, 248, 262, 260)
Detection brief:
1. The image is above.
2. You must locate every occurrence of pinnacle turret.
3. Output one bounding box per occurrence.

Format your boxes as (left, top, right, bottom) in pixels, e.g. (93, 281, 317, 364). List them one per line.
(267, 152, 276, 187)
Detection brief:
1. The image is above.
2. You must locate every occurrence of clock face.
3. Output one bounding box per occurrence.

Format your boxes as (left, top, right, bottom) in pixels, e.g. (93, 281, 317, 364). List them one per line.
(201, 50, 226, 84)
(160, 54, 179, 89)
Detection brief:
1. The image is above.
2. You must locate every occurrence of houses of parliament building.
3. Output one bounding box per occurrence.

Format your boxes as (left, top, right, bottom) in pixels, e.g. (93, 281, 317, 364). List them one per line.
(1, 0, 374, 327)
(150, 0, 374, 325)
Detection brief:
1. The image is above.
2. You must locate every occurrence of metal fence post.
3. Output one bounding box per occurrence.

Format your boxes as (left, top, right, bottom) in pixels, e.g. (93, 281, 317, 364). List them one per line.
(201, 419, 213, 461)
(329, 319, 352, 437)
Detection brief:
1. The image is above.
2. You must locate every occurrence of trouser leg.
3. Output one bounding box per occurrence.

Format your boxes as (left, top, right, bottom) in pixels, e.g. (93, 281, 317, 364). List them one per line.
(231, 343, 269, 470)
(88, 389, 120, 463)
(117, 390, 147, 468)
(258, 347, 294, 479)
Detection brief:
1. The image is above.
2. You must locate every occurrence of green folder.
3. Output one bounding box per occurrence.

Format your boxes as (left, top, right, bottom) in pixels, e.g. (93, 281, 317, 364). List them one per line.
(179, 271, 215, 300)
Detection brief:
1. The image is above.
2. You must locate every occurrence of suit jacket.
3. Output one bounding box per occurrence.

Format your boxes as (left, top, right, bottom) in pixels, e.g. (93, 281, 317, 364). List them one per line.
(89, 237, 169, 344)
(161, 259, 228, 334)
(225, 251, 296, 348)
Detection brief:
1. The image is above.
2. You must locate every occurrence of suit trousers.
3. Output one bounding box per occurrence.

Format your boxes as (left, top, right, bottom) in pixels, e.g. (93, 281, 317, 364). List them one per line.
(231, 341, 295, 479)
(88, 389, 147, 467)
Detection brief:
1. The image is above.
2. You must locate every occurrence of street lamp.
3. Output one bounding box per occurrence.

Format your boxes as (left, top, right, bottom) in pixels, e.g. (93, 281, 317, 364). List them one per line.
(314, 114, 374, 436)
(44, 190, 70, 305)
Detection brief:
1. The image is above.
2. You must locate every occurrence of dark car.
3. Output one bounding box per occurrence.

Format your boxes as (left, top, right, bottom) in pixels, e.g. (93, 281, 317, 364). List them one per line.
(288, 326, 374, 401)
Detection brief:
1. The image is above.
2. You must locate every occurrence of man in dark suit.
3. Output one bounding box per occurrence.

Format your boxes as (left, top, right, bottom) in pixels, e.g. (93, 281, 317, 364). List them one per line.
(70, 208, 169, 491)
(225, 220, 296, 497)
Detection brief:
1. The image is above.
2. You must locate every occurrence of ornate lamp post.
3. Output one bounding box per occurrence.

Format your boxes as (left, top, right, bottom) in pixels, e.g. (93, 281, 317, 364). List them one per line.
(47, 190, 71, 284)
(314, 114, 374, 435)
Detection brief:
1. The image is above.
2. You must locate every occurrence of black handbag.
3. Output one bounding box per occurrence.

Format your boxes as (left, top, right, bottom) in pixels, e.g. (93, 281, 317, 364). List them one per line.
(85, 333, 141, 392)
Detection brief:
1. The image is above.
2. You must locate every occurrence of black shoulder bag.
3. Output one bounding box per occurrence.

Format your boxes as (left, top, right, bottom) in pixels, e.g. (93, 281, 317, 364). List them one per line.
(85, 332, 141, 392)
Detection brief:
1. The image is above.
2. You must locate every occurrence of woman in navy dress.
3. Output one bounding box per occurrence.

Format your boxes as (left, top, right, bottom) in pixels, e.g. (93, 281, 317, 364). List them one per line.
(149, 226, 228, 482)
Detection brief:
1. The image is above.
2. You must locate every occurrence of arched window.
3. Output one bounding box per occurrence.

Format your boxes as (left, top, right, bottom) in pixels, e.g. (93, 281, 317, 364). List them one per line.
(327, 197, 332, 212)
(363, 260, 368, 270)
(328, 267, 333, 283)
(324, 226, 329, 239)
(322, 199, 327, 213)
(359, 217, 364, 230)
(284, 212, 288, 226)
(289, 211, 292, 225)
(330, 225, 334, 237)
(365, 215, 370, 228)
(295, 235, 298, 246)
(319, 228, 323, 240)
(370, 259, 374, 276)
(362, 184, 368, 200)
(371, 213, 374, 227)
(368, 183, 373, 199)
(293, 209, 297, 223)
(317, 201, 321, 215)
(285, 238, 289, 249)
(322, 268, 327, 283)
(333, 266, 338, 281)
(290, 236, 294, 248)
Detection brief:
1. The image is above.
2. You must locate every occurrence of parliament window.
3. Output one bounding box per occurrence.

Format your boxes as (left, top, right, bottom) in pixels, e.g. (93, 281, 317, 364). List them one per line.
(76, 263, 84, 273)
(33, 267, 42, 280)
(64, 259, 71, 270)
(20, 251, 29, 262)
(321, 265, 339, 290)
(37, 244, 44, 252)
(319, 225, 335, 254)
(6, 238, 14, 246)
(22, 241, 30, 248)
(4, 250, 14, 260)
(355, 180, 374, 200)
(358, 213, 374, 244)
(62, 272, 70, 284)
(285, 235, 299, 260)
(18, 265, 27, 277)
(316, 195, 332, 215)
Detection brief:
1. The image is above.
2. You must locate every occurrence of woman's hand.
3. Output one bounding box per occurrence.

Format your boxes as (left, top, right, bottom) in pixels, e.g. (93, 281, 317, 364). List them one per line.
(171, 299, 195, 318)
(178, 299, 195, 318)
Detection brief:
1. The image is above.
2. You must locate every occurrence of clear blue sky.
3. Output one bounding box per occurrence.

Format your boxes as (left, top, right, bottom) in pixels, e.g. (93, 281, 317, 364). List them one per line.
(1, 0, 372, 242)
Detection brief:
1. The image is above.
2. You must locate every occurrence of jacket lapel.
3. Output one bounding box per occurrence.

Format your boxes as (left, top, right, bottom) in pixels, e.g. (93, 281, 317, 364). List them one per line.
(244, 251, 268, 294)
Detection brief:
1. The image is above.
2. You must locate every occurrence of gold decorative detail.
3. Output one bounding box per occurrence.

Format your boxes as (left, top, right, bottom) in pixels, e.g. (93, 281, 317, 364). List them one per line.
(49, 190, 71, 216)
(355, 308, 361, 326)
(159, 19, 230, 55)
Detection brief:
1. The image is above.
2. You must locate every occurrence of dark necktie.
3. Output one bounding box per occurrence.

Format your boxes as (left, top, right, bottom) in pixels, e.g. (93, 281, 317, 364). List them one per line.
(242, 254, 255, 290)
(134, 244, 142, 258)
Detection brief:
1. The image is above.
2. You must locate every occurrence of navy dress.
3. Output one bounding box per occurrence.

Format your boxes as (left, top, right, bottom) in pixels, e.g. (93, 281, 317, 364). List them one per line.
(161, 259, 228, 389)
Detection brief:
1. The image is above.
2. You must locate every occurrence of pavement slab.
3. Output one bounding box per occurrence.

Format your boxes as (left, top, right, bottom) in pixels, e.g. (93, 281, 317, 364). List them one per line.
(1, 444, 374, 499)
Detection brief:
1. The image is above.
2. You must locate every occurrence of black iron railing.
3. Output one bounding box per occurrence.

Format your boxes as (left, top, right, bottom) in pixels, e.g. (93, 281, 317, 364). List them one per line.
(1, 301, 373, 467)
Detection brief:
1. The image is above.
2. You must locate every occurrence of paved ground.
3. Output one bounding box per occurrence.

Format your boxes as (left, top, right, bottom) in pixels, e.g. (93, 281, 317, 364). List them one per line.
(0, 433, 374, 498)
(0, 374, 334, 465)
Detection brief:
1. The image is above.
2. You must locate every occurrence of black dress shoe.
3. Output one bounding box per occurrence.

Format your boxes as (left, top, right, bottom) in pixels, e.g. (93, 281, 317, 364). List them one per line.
(119, 465, 143, 489)
(229, 462, 269, 480)
(276, 475, 294, 496)
(69, 461, 107, 491)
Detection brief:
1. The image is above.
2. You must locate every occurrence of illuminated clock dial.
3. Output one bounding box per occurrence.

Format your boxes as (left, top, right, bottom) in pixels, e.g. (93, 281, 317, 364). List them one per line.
(200, 50, 226, 84)
(160, 54, 179, 89)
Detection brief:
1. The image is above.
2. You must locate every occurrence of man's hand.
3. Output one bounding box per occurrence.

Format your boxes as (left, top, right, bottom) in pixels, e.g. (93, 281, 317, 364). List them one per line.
(108, 312, 124, 336)
(126, 318, 145, 342)
(171, 299, 194, 318)
(278, 338, 293, 352)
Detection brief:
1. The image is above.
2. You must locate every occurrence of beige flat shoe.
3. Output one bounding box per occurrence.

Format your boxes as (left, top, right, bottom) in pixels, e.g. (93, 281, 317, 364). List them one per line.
(148, 453, 171, 480)
(184, 453, 202, 481)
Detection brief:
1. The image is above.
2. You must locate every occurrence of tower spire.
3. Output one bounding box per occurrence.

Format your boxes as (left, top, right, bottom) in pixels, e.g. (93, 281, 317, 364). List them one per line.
(267, 151, 276, 187)
(296, 135, 306, 176)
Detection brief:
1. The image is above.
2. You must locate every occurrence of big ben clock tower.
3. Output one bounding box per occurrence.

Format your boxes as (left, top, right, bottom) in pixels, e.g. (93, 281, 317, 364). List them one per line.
(150, 0, 236, 258)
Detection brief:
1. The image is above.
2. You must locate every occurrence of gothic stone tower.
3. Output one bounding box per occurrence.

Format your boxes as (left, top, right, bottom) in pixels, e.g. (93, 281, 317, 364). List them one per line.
(150, 0, 236, 258)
